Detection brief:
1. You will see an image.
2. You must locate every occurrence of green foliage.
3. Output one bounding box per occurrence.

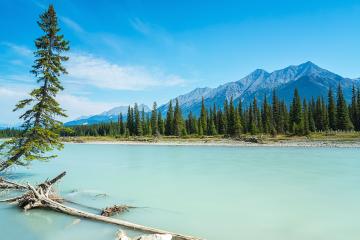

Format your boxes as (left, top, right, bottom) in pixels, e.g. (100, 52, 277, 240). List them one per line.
(328, 88, 337, 130)
(51, 87, 360, 140)
(0, 5, 69, 170)
(173, 99, 185, 136)
(165, 101, 174, 135)
(200, 97, 207, 135)
(336, 84, 353, 130)
(151, 102, 158, 136)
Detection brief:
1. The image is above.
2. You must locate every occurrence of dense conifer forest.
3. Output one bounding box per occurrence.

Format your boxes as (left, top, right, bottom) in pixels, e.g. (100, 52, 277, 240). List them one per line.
(1, 86, 360, 138)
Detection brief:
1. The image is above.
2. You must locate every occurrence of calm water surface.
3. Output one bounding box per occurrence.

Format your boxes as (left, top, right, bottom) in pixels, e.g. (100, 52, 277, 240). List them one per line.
(1, 144, 360, 240)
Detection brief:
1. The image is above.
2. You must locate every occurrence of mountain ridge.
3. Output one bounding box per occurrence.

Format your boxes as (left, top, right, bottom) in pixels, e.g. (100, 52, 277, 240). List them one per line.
(65, 61, 360, 126)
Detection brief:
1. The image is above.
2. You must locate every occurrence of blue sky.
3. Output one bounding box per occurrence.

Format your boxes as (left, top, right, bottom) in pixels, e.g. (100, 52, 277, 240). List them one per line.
(1, 0, 360, 123)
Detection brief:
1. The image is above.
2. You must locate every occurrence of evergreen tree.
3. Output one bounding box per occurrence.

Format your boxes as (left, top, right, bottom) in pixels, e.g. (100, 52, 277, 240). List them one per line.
(157, 111, 164, 135)
(227, 97, 236, 136)
(321, 97, 329, 131)
(200, 97, 207, 135)
(303, 100, 310, 135)
(328, 87, 337, 130)
(251, 97, 261, 133)
(187, 111, 197, 135)
(223, 99, 229, 133)
(1, 5, 69, 171)
(237, 99, 244, 128)
(118, 113, 125, 135)
(336, 84, 353, 130)
(217, 110, 226, 134)
(151, 102, 158, 136)
(234, 110, 242, 136)
(308, 102, 316, 132)
(165, 101, 174, 135)
(272, 90, 280, 133)
(209, 117, 218, 135)
(134, 103, 142, 136)
(289, 88, 303, 133)
(173, 98, 185, 136)
(261, 95, 271, 133)
(350, 85, 359, 131)
(126, 106, 133, 135)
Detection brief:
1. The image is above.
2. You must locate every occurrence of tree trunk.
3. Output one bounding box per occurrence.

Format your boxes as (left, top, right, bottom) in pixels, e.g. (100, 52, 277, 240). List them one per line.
(0, 172, 201, 240)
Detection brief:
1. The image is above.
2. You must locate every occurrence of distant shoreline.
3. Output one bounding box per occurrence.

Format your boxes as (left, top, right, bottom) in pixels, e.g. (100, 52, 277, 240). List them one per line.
(3, 134, 360, 148)
(60, 135, 360, 148)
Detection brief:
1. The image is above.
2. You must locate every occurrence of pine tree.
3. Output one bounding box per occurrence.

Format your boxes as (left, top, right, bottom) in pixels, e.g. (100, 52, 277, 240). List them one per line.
(251, 97, 261, 133)
(321, 97, 329, 131)
(261, 95, 271, 133)
(350, 85, 358, 130)
(248, 103, 257, 134)
(272, 90, 280, 133)
(227, 97, 236, 136)
(209, 117, 218, 135)
(157, 111, 164, 135)
(237, 99, 244, 128)
(173, 98, 184, 136)
(118, 113, 125, 135)
(200, 97, 207, 135)
(0, 5, 69, 171)
(134, 103, 142, 136)
(234, 110, 242, 136)
(328, 87, 337, 130)
(289, 88, 303, 134)
(336, 84, 353, 130)
(308, 101, 316, 132)
(187, 111, 196, 134)
(303, 100, 310, 135)
(151, 102, 158, 136)
(165, 101, 174, 135)
(126, 106, 133, 135)
(217, 110, 226, 134)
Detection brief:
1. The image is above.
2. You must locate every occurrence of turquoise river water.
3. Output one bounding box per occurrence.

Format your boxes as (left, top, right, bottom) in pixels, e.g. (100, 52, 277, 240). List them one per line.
(0, 144, 360, 240)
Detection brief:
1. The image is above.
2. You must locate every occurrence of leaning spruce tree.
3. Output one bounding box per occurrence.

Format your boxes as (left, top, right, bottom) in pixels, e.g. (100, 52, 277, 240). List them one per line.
(0, 5, 69, 171)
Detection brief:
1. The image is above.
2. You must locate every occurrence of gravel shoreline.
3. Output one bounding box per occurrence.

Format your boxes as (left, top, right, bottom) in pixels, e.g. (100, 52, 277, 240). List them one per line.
(64, 139, 360, 148)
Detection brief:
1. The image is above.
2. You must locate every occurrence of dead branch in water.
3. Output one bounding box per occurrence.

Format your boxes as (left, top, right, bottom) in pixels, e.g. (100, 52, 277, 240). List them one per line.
(101, 204, 136, 217)
(0, 172, 202, 240)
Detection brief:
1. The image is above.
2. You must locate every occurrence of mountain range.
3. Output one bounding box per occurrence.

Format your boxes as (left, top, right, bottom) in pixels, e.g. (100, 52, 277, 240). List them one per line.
(65, 61, 360, 126)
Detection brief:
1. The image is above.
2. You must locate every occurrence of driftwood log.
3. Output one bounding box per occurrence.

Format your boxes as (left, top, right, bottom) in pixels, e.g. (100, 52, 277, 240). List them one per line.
(116, 230, 173, 240)
(0, 172, 201, 240)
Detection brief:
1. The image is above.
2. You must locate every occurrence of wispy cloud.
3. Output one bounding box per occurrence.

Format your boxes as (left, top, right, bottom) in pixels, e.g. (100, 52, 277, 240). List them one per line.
(0, 74, 33, 85)
(66, 52, 186, 90)
(31, 0, 46, 9)
(57, 94, 116, 119)
(61, 16, 85, 33)
(129, 17, 173, 46)
(1, 42, 32, 57)
(0, 86, 27, 98)
(130, 18, 151, 35)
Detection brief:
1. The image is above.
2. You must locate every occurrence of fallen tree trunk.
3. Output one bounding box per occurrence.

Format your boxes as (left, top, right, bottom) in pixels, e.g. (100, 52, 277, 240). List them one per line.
(0, 172, 201, 240)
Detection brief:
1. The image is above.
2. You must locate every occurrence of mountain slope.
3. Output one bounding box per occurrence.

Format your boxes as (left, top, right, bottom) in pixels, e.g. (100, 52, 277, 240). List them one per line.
(65, 104, 150, 126)
(158, 61, 359, 116)
(65, 61, 359, 126)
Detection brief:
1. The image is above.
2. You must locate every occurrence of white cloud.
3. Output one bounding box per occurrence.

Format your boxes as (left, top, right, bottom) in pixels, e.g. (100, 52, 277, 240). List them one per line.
(130, 18, 151, 35)
(0, 86, 27, 98)
(57, 94, 115, 120)
(66, 52, 186, 90)
(61, 17, 85, 33)
(0, 85, 114, 123)
(2, 42, 32, 57)
(0, 86, 29, 123)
